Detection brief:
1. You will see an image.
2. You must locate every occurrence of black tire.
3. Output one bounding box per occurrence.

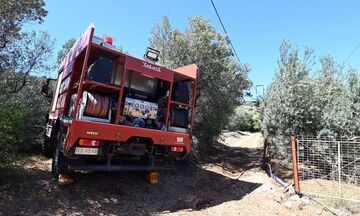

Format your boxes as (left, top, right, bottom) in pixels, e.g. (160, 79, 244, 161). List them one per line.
(51, 133, 67, 179)
(42, 136, 54, 158)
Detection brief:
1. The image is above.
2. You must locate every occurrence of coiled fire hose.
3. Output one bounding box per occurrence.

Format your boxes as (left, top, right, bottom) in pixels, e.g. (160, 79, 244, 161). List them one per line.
(82, 91, 110, 118)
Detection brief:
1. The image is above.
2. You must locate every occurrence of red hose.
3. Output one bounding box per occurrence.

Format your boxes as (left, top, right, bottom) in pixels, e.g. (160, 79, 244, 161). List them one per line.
(84, 92, 109, 118)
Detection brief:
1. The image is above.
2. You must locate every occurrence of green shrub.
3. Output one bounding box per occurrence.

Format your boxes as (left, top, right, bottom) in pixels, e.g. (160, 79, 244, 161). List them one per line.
(0, 107, 26, 165)
(0, 75, 49, 164)
(149, 16, 251, 155)
(252, 110, 261, 131)
(226, 107, 261, 132)
(261, 40, 360, 160)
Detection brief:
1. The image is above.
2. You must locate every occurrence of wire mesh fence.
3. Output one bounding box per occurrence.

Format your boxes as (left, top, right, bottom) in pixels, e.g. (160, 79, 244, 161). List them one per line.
(296, 136, 360, 209)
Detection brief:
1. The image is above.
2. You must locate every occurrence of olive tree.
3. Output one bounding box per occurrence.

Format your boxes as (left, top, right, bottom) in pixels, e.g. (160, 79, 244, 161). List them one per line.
(0, 0, 47, 50)
(149, 16, 251, 154)
(261, 40, 315, 158)
(262, 40, 360, 159)
(0, 0, 51, 164)
(56, 38, 76, 65)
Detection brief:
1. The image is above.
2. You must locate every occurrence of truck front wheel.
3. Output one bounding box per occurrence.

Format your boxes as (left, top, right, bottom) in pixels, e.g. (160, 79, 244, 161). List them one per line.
(42, 136, 54, 158)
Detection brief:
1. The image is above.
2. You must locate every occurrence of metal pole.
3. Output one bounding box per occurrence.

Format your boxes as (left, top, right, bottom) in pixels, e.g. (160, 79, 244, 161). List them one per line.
(291, 135, 300, 193)
(338, 141, 341, 197)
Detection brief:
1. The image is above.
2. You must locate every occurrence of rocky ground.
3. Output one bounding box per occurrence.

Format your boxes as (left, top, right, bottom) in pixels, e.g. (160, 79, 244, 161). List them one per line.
(0, 131, 333, 216)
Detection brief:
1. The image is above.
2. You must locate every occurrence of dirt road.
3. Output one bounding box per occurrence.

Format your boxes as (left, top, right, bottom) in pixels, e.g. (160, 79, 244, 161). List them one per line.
(0, 132, 330, 215)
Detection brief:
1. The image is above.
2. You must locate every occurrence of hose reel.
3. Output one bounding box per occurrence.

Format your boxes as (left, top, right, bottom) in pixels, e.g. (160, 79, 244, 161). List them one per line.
(78, 91, 111, 123)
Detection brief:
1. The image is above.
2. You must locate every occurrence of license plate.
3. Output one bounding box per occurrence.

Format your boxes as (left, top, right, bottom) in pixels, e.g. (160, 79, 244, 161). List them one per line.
(176, 137, 184, 143)
(75, 147, 98, 155)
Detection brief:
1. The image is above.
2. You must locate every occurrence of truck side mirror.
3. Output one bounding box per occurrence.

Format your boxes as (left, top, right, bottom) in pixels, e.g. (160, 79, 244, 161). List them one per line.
(40, 79, 55, 98)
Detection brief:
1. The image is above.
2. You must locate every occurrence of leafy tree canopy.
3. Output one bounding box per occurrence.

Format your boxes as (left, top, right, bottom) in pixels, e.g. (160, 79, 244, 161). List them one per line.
(0, 0, 47, 49)
(261, 40, 360, 159)
(0, 0, 52, 94)
(149, 16, 252, 154)
(56, 38, 76, 65)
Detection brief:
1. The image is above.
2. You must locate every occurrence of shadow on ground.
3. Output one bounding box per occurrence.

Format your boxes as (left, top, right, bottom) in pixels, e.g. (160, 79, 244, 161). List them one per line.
(0, 161, 261, 215)
(205, 142, 263, 172)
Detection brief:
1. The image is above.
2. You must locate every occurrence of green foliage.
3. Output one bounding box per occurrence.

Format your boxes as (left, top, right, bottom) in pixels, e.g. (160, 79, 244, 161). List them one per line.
(0, 31, 54, 93)
(149, 16, 251, 154)
(252, 110, 261, 131)
(0, 74, 49, 153)
(0, 0, 47, 49)
(0, 108, 25, 139)
(226, 107, 261, 132)
(261, 40, 360, 159)
(0, 0, 49, 163)
(0, 0, 52, 93)
(56, 38, 76, 65)
(0, 106, 25, 165)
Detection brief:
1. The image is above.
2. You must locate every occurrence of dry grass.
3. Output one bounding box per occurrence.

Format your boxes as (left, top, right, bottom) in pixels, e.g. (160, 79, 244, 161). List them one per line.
(301, 179, 360, 215)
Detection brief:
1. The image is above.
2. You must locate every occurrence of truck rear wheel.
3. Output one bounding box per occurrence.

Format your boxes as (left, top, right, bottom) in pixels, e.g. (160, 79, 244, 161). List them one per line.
(51, 133, 66, 179)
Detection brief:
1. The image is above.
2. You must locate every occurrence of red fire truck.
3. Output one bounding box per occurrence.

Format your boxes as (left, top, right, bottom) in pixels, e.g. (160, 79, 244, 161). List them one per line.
(41, 24, 197, 179)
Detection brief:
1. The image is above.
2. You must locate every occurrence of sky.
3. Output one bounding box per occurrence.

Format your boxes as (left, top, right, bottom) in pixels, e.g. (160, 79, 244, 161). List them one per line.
(26, 0, 360, 98)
